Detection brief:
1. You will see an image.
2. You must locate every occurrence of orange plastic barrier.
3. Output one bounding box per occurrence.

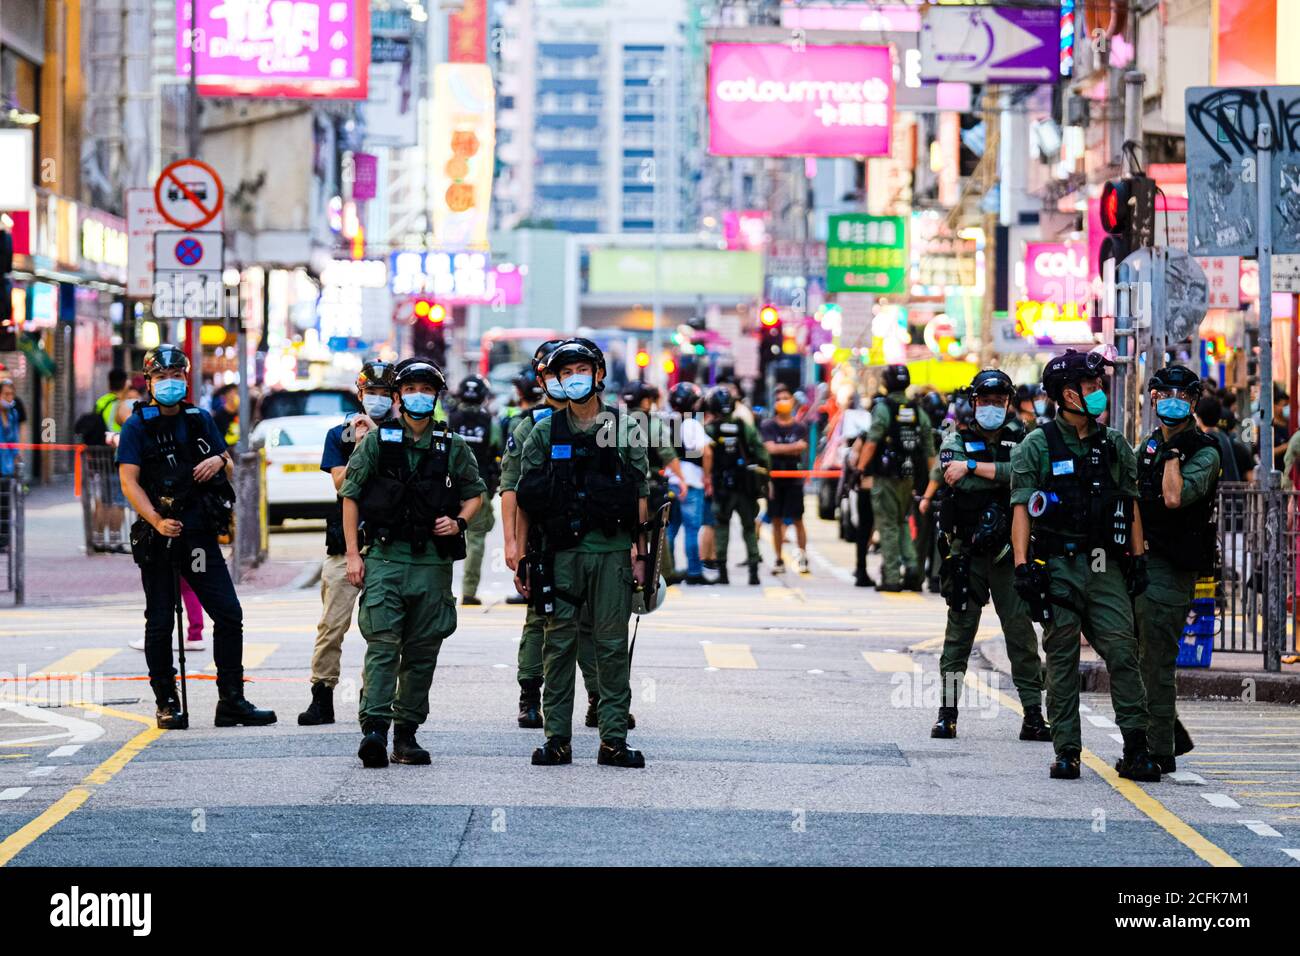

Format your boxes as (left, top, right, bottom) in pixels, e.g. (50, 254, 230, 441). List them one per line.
(0, 442, 90, 496)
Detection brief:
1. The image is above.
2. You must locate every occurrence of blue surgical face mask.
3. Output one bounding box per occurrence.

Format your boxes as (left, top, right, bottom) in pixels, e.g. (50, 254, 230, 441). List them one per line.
(562, 373, 594, 402)
(544, 377, 567, 401)
(975, 406, 1006, 431)
(362, 394, 393, 419)
(153, 379, 187, 406)
(1156, 397, 1192, 425)
(401, 392, 436, 418)
(1033, 398, 1048, 416)
(1083, 389, 1108, 417)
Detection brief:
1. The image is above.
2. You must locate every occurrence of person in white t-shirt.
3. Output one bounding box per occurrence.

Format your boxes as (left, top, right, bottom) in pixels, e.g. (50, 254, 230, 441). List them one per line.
(664, 382, 713, 584)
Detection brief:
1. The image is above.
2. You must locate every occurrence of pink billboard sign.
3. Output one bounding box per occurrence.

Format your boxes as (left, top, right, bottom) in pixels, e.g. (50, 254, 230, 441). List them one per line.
(708, 43, 894, 158)
(722, 211, 768, 251)
(177, 0, 370, 100)
(1024, 242, 1090, 303)
(779, 2, 922, 32)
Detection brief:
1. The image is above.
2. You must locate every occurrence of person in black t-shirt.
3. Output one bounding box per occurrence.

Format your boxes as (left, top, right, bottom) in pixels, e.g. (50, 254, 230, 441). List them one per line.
(760, 385, 810, 574)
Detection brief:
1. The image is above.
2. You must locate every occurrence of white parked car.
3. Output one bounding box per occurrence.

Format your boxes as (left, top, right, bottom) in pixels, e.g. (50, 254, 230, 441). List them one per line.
(250, 415, 342, 525)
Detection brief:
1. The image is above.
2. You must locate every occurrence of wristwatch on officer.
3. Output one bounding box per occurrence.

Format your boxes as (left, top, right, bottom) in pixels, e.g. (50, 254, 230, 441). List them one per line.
(455, 516, 468, 534)
(966, 458, 977, 473)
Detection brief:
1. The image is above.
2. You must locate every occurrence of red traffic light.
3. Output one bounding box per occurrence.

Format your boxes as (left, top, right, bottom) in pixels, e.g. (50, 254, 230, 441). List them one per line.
(1100, 179, 1130, 234)
(759, 305, 780, 327)
(413, 298, 446, 324)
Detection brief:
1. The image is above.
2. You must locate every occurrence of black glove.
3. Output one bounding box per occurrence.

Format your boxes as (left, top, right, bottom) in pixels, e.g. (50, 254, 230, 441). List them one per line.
(1014, 561, 1054, 624)
(1126, 553, 1150, 598)
(1013, 563, 1038, 603)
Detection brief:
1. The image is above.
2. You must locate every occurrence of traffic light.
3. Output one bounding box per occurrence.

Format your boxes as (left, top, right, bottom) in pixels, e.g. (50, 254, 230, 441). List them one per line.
(411, 297, 447, 366)
(412, 297, 446, 325)
(758, 305, 782, 358)
(1098, 174, 1156, 275)
(634, 348, 651, 369)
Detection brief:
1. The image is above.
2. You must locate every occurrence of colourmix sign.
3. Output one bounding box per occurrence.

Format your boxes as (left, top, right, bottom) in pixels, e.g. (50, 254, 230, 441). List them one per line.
(707, 42, 893, 157)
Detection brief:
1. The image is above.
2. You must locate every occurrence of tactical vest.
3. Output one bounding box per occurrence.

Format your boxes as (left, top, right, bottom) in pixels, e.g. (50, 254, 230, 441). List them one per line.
(514, 410, 640, 551)
(1030, 420, 1132, 558)
(357, 425, 463, 555)
(450, 405, 499, 495)
(938, 423, 1022, 549)
(132, 401, 235, 535)
(707, 417, 757, 495)
(873, 398, 924, 479)
(1137, 426, 1220, 573)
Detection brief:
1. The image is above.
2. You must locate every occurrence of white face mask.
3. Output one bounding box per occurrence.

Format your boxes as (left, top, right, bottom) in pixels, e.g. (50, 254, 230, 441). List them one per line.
(362, 394, 393, 419)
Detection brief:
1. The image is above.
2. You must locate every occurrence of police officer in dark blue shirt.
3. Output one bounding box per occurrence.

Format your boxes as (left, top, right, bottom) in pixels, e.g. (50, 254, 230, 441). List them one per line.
(117, 345, 275, 730)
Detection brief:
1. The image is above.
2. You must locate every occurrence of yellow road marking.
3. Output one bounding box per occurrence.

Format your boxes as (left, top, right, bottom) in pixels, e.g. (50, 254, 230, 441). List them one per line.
(964, 672, 1239, 868)
(862, 651, 919, 673)
(0, 702, 162, 867)
(909, 631, 998, 653)
(0, 754, 29, 760)
(205, 642, 278, 671)
(762, 587, 799, 601)
(1233, 791, 1300, 797)
(33, 649, 119, 677)
(702, 644, 757, 669)
(1258, 803, 1300, 809)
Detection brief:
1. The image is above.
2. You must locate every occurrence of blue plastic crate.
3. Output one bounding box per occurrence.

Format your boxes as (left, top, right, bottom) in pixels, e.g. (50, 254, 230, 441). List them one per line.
(1176, 634, 1214, 668)
(1183, 614, 1217, 637)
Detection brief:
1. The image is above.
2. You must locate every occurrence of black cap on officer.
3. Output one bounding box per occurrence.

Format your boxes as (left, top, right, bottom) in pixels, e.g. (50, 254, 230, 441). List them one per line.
(143, 344, 190, 375)
(1041, 348, 1112, 402)
(456, 374, 489, 404)
(514, 369, 544, 404)
(971, 368, 1015, 398)
(882, 364, 909, 393)
(357, 359, 396, 392)
(392, 357, 447, 392)
(669, 381, 702, 413)
(1147, 364, 1202, 399)
(702, 385, 735, 417)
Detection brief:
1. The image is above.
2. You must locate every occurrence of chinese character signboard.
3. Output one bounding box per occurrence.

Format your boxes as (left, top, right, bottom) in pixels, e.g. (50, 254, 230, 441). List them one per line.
(177, 0, 370, 100)
(1196, 255, 1241, 309)
(708, 43, 893, 158)
(430, 63, 495, 250)
(826, 214, 907, 295)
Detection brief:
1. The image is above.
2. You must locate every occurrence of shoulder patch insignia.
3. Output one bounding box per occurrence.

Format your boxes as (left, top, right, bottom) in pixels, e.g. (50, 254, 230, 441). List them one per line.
(507, 435, 517, 453)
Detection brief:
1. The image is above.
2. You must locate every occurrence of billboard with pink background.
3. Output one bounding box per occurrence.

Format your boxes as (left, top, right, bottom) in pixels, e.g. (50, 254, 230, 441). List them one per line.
(1024, 242, 1091, 303)
(177, 0, 369, 99)
(708, 43, 894, 158)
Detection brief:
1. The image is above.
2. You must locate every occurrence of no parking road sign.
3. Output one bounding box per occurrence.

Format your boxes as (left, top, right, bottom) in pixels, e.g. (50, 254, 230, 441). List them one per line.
(154, 230, 223, 271)
(154, 158, 224, 230)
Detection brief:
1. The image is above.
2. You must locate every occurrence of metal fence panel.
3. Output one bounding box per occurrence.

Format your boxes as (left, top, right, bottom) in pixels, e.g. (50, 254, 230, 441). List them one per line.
(80, 446, 134, 554)
(1216, 483, 1297, 669)
(0, 477, 25, 605)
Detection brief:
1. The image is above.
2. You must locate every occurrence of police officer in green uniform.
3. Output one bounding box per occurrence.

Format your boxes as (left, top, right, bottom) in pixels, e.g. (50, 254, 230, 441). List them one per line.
(623, 381, 685, 583)
(855, 364, 936, 591)
(500, 342, 604, 729)
(449, 373, 502, 606)
(1135, 365, 1219, 772)
(702, 385, 768, 586)
(929, 370, 1050, 742)
(340, 358, 485, 768)
(515, 339, 650, 768)
(1010, 349, 1160, 781)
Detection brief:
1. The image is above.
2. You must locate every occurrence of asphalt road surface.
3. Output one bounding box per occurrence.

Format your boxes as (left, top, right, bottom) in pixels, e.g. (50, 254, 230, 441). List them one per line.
(1, 513, 1297, 867)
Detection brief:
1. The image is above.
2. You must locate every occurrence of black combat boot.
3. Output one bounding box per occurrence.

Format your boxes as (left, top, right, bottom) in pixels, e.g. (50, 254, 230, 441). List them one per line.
(214, 676, 277, 727)
(715, 564, 730, 585)
(597, 739, 646, 768)
(358, 719, 389, 768)
(462, 595, 482, 606)
(150, 677, 188, 730)
(1115, 728, 1162, 782)
(854, 569, 875, 587)
(1050, 748, 1081, 779)
(747, 563, 761, 586)
(297, 682, 334, 726)
(391, 723, 431, 765)
(902, 569, 924, 592)
(1153, 754, 1177, 774)
(531, 736, 573, 766)
(1173, 719, 1195, 757)
(517, 678, 543, 729)
(876, 581, 903, 593)
(1019, 706, 1053, 742)
(931, 707, 958, 739)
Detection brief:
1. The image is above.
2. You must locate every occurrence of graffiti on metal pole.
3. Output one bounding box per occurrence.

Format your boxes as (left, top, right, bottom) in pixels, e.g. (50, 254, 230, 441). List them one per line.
(1185, 86, 1300, 258)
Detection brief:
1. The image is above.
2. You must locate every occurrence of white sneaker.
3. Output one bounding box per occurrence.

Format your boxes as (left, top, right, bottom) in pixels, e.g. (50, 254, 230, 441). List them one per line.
(184, 639, 207, 651)
(128, 637, 146, 651)
(797, 552, 810, 575)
